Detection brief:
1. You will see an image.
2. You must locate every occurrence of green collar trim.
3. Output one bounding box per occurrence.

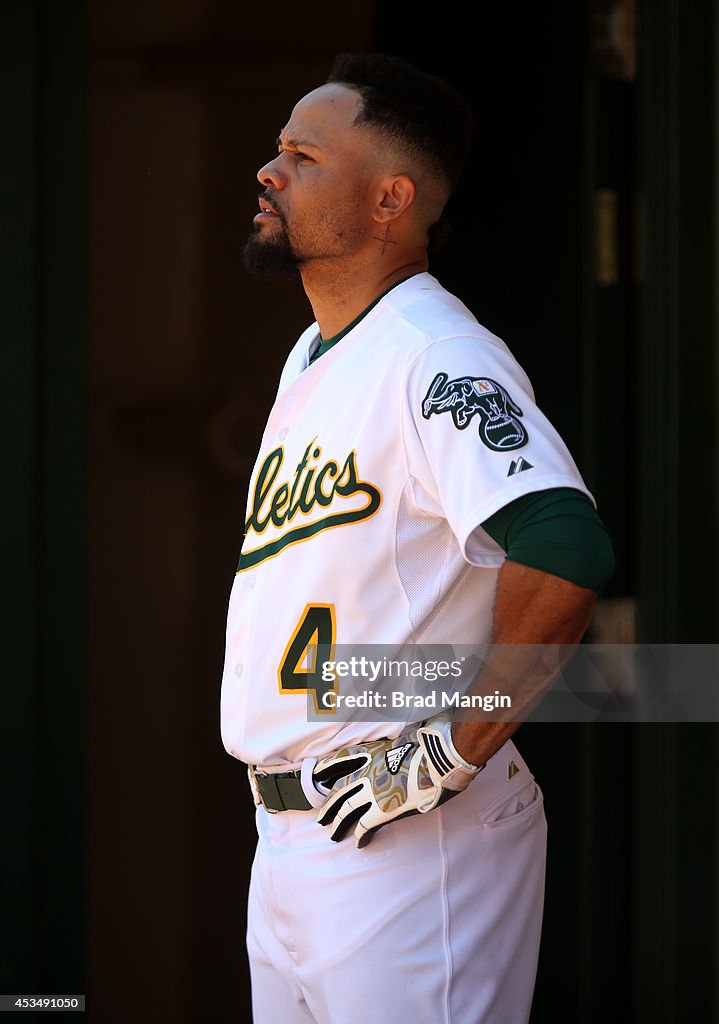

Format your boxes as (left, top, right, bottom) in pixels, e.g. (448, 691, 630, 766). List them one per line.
(310, 275, 417, 363)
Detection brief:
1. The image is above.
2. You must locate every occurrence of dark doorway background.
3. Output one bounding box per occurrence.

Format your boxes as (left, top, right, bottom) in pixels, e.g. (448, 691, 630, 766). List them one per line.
(375, 8, 640, 1021)
(2, 1, 717, 1022)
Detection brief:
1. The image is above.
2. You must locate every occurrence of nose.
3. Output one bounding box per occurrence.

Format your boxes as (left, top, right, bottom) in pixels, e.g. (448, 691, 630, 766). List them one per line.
(257, 155, 286, 190)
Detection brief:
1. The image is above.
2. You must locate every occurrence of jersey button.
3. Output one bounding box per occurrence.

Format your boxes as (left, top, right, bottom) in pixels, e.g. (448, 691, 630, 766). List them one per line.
(248, 574, 256, 588)
(235, 662, 243, 678)
(278, 427, 288, 440)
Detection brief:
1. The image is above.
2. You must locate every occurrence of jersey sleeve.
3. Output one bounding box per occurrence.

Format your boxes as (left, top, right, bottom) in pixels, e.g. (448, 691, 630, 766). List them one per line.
(401, 334, 595, 567)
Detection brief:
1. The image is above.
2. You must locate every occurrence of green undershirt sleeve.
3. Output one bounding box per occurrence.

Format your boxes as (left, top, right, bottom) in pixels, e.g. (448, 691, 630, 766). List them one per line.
(480, 487, 615, 592)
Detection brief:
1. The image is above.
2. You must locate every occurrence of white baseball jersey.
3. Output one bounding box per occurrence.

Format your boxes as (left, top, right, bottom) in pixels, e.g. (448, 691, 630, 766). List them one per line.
(220, 272, 593, 767)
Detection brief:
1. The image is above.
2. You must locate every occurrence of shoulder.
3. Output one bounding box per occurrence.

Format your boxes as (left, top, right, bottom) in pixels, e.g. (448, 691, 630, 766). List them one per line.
(383, 275, 499, 342)
(379, 275, 533, 397)
(380, 274, 524, 369)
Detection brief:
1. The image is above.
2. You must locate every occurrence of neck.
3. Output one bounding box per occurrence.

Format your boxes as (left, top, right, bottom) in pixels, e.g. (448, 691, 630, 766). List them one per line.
(300, 250, 428, 339)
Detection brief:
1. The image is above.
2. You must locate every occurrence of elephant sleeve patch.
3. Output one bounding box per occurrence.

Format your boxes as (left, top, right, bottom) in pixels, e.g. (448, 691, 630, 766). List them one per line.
(421, 373, 528, 452)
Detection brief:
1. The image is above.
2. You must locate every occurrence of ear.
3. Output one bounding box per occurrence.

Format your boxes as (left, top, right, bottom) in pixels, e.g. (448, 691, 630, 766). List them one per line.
(373, 174, 417, 223)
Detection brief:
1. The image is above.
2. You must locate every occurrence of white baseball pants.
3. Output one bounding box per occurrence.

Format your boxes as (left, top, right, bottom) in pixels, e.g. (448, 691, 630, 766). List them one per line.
(247, 739, 546, 1024)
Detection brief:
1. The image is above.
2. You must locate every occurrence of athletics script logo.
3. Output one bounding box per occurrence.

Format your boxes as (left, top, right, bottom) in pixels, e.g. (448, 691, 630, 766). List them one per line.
(238, 440, 382, 570)
(422, 373, 528, 451)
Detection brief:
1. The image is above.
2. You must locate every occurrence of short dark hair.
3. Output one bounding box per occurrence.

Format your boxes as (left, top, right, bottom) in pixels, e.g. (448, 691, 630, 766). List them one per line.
(326, 52, 473, 193)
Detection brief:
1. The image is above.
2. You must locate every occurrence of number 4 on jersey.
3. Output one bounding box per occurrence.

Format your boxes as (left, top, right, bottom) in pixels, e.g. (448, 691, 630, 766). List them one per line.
(278, 603, 337, 713)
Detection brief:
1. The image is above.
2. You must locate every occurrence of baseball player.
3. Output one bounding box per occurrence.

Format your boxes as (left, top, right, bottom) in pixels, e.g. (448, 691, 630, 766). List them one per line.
(221, 53, 614, 1024)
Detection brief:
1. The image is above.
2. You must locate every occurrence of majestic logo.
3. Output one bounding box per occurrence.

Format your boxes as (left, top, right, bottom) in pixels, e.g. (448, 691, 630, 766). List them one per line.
(422, 373, 528, 451)
(238, 441, 382, 570)
(385, 743, 414, 775)
(507, 457, 533, 476)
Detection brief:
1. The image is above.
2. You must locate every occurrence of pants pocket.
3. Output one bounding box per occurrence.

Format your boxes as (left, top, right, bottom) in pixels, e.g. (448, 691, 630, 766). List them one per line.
(478, 780, 543, 828)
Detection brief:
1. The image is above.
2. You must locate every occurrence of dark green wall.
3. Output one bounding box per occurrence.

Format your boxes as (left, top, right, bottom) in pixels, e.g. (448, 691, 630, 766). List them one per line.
(636, 0, 718, 642)
(0, 0, 87, 999)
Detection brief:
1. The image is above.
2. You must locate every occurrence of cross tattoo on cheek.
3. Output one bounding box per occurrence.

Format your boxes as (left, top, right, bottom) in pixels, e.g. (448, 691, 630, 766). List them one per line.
(372, 225, 398, 255)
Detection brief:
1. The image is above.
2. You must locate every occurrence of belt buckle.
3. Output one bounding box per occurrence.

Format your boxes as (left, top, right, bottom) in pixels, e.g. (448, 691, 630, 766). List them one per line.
(247, 764, 279, 814)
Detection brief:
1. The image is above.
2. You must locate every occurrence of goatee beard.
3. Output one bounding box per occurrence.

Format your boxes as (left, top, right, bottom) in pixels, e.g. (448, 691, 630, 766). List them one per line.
(243, 226, 300, 280)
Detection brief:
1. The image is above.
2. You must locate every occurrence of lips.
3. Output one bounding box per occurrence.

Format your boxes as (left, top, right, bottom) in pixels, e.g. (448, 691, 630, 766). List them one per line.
(258, 196, 280, 216)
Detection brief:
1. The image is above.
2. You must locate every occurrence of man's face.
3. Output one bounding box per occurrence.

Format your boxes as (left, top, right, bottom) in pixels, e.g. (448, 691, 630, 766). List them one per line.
(243, 84, 377, 279)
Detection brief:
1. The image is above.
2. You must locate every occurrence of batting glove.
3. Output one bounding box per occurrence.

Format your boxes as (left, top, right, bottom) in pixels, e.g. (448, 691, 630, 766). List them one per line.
(313, 712, 485, 848)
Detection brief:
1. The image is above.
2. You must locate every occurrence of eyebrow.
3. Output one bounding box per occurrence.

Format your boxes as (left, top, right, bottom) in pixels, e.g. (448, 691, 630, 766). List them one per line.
(276, 135, 322, 152)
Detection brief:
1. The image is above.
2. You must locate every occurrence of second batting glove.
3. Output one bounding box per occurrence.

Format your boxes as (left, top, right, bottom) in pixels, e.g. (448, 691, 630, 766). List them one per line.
(313, 712, 485, 848)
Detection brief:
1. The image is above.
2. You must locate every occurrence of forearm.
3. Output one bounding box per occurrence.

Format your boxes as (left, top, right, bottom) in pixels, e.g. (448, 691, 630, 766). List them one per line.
(451, 560, 597, 767)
